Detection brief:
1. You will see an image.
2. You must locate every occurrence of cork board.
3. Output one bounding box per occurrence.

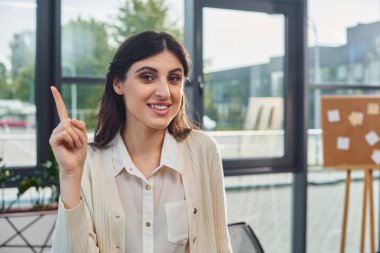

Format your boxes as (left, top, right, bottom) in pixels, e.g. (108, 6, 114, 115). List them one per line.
(321, 95, 380, 169)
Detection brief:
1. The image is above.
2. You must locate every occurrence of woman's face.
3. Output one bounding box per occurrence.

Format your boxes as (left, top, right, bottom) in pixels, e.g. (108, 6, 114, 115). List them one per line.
(113, 50, 184, 132)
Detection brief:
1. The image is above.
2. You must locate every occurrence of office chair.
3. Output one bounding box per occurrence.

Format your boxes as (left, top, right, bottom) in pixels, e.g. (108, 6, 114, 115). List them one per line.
(228, 222, 265, 253)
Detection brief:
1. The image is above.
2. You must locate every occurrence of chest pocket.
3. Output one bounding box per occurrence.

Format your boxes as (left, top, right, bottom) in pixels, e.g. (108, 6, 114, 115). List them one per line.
(165, 200, 189, 245)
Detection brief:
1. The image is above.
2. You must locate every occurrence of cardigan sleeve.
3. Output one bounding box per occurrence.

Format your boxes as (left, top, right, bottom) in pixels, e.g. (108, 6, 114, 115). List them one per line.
(51, 198, 99, 253)
(51, 148, 99, 253)
(209, 139, 233, 253)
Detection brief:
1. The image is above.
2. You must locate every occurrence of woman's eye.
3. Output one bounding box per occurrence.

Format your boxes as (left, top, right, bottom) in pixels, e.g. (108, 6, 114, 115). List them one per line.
(169, 75, 182, 83)
(140, 74, 154, 81)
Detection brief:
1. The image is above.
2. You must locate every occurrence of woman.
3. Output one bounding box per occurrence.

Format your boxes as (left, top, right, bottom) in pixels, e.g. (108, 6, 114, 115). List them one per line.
(50, 31, 232, 253)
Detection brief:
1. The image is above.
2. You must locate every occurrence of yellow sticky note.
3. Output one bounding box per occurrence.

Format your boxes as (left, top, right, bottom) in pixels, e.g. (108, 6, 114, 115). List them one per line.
(348, 111, 364, 126)
(368, 103, 379, 115)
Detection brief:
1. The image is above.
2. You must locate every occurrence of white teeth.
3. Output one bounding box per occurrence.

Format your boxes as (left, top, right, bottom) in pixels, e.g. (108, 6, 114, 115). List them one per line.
(149, 105, 168, 110)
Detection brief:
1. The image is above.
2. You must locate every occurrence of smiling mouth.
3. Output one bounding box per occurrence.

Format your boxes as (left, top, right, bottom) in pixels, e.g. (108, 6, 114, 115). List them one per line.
(148, 104, 170, 110)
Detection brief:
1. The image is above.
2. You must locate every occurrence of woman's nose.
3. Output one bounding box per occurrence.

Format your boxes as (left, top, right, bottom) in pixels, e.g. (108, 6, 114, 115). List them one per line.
(155, 80, 170, 98)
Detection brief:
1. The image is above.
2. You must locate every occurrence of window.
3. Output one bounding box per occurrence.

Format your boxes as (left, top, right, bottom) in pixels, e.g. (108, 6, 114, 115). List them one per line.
(187, 0, 302, 174)
(186, 1, 303, 252)
(0, 0, 36, 167)
(203, 8, 286, 160)
(61, 0, 185, 130)
(226, 173, 292, 253)
(336, 65, 347, 81)
(353, 63, 364, 81)
(307, 0, 380, 252)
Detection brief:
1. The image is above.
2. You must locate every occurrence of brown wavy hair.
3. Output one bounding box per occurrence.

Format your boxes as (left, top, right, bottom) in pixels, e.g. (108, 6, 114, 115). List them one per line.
(91, 31, 198, 148)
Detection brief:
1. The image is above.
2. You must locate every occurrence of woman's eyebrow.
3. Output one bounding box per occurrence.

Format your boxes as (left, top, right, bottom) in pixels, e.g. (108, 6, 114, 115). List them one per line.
(135, 66, 158, 74)
(168, 68, 183, 74)
(135, 66, 183, 74)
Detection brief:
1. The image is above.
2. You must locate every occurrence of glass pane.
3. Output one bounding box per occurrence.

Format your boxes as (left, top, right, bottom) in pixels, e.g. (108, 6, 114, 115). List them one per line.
(61, 0, 184, 78)
(308, 0, 380, 85)
(307, 171, 379, 252)
(307, 89, 380, 253)
(62, 83, 103, 134)
(308, 2, 380, 251)
(0, 0, 37, 167)
(226, 173, 292, 253)
(203, 8, 285, 159)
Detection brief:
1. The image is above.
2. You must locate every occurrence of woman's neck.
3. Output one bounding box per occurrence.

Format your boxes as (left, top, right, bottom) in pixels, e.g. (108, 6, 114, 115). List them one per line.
(121, 124, 166, 177)
(123, 127, 165, 155)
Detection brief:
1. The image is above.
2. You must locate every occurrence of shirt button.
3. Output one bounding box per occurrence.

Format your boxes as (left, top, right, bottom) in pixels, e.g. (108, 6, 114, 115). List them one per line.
(145, 221, 151, 227)
(193, 208, 197, 214)
(145, 184, 151, 190)
(115, 245, 120, 249)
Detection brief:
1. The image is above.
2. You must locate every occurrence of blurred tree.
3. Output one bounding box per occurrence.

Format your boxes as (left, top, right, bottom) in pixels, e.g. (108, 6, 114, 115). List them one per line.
(61, 17, 112, 128)
(8, 31, 35, 102)
(113, 0, 182, 44)
(0, 63, 12, 99)
(12, 64, 34, 102)
(62, 17, 113, 78)
(9, 31, 35, 80)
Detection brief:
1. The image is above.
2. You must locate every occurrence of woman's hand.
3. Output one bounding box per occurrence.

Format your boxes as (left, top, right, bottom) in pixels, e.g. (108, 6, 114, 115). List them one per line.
(49, 86, 87, 208)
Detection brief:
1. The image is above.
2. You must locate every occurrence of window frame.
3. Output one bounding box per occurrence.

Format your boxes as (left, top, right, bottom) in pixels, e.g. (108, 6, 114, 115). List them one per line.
(185, 2, 308, 253)
(185, 0, 302, 175)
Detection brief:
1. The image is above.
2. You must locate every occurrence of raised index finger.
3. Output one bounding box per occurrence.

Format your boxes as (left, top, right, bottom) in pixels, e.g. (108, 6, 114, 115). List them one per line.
(50, 86, 69, 121)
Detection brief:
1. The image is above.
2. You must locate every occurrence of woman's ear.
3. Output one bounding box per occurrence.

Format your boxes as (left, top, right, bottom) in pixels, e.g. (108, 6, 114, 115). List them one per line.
(113, 80, 124, 95)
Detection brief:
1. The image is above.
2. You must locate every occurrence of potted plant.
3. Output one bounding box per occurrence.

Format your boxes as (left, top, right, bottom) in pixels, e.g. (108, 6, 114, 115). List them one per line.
(17, 148, 60, 211)
(0, 158, 21, 213)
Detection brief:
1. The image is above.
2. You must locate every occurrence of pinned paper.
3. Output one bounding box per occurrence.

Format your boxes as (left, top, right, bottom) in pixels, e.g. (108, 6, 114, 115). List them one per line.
(337, 137, 350, 150)
(368, 103, 379, 115)
(327, 110, 340, 123)
(348, 111, 364, 126)
(371, 150, 380, 164)
(365, 131, 380, 146)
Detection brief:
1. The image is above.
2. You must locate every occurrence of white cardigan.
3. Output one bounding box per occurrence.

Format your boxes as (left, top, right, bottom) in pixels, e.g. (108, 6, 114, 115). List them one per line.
(51, 130, 232, 253)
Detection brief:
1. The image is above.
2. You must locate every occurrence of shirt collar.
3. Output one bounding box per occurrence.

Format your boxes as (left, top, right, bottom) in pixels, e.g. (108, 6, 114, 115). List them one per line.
(111, 130, 183, 176)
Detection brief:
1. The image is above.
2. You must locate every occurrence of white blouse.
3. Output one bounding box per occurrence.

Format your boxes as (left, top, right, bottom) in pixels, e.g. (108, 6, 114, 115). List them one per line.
(112, 131, 190, 253)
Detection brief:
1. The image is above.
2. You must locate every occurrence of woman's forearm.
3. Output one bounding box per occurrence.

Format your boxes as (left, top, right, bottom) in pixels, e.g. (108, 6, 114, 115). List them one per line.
(59, 170, 83, 209)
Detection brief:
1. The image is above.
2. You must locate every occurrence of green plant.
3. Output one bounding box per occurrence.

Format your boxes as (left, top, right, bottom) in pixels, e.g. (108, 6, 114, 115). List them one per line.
(0, 158, 20, 213)
(17, 148, 60, 211)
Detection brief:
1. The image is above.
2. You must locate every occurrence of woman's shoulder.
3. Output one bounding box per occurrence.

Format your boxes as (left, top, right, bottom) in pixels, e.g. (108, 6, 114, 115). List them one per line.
(185, 129, 218, 149)
(87, 143, 112, 156)
(87, 144, 102, 158)
(184, 130, 221, 169)
(84, 144, 112, 171)
(187, 129, 212, 140)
